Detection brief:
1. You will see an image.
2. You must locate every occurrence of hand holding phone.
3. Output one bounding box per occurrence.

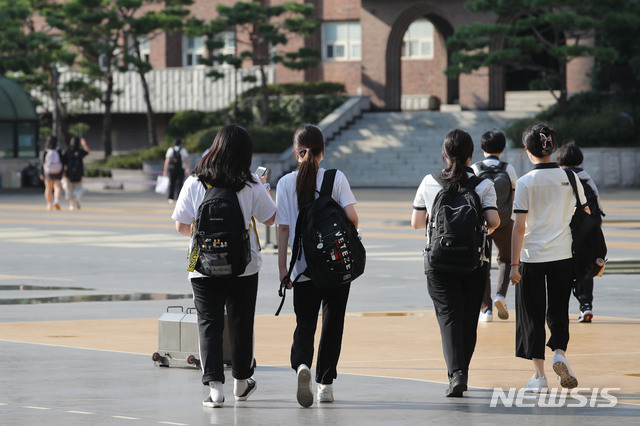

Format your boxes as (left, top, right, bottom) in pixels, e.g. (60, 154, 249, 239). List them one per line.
(255, 166, 267, 177)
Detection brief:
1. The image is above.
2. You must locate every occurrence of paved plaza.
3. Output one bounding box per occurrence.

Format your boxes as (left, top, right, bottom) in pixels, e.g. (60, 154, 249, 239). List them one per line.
(1, 187, 639, 425)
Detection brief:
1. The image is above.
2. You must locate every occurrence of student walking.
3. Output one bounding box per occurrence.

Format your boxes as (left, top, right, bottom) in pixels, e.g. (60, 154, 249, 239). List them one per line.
(472, 129, 518, 321)
(63, 136, 90, 210)
(163, 138, 190, 203)
(39, 136, 64, 210)
(411, 129, 500, 397)
(510, 124, 588, 393)
(276, 124, 359, 407)
(171, 125, 276, 408)
(556, 141, 604, 323)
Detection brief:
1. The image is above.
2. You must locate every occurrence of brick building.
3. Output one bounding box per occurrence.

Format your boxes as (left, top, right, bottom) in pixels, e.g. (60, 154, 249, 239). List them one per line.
(42, 0, 595, 151)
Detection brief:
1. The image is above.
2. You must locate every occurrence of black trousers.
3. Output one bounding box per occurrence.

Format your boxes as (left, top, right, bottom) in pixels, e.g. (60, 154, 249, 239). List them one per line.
(191, 273, 258, 385)
(515, 259, 573, 360)
(482, 220, 512, 312)
(168, 169, 184, 200)
(573, 277, 594, 309)
(290, 280, 351, 385)
(427, 263, 487, 377)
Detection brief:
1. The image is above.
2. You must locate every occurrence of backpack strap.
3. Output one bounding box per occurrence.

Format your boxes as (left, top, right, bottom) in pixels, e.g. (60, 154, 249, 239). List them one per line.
(320, 169, 337, 197)
(563, 169, 583, 209)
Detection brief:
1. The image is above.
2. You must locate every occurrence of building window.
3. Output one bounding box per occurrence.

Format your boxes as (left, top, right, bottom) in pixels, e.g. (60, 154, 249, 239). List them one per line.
(402, 19, 434, 59)
(183, 36, 205, 67)
(322, 22, 361, 61)
(139, 37, 150, 63)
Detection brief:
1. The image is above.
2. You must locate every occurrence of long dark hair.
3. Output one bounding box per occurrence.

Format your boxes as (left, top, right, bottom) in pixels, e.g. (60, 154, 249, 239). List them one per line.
(45, 136, 57, 150)
(69, 136, 81, 151)
(294, 124, 325, 210)
(441, 129, 474, 189)
(193, 124, 256, 191)
(522, 123, 557, 158)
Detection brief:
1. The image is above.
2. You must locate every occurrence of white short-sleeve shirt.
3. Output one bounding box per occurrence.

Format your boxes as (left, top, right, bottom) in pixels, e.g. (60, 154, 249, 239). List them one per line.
(165, 146, 189, 170)
(513, 163, 586, 263)
(171, 174, 276, 279)
(471, 156, 518, 189)
(412, 170, 498, 219)
(276, 168, 357, 282)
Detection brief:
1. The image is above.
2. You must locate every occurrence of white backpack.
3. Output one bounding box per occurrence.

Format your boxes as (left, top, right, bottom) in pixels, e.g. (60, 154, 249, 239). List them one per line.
(44, 149, 62, 174)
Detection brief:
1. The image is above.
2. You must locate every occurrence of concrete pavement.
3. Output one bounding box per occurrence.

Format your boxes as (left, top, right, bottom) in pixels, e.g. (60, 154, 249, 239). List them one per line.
(1, 187, 639, 424)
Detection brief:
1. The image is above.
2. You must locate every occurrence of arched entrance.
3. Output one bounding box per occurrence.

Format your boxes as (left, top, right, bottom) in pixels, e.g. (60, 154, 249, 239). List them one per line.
(385, 5, 456, 111)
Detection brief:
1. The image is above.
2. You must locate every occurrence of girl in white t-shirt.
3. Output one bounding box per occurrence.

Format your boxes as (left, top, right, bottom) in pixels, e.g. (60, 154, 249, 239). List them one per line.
(510, 123, 588, 393)
(411, 129, 500, 397)
(171, 125, 276, 408)
(276, 124, 358, 407)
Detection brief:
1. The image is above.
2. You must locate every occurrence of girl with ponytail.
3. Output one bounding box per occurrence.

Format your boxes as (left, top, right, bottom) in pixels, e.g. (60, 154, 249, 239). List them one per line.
(276, 124, 358, 407)
(510, 123, 589, 393)
(411, 129, 500, 397)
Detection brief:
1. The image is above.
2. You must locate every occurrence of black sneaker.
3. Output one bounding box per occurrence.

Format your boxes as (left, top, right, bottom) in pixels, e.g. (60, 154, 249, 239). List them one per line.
(234, 378, 257, 401)
(446, 371, 467, 397)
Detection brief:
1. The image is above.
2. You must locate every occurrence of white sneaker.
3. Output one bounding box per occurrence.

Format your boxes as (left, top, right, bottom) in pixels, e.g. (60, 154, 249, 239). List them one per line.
(578, 309, 593, 323)
(317, 384, 334, 403)
(524, 374, 548, 393)
(296, 364, 313, 407)
(553, 353, 578, 389)
(479, 310, 493, 322)
(494, 294, 509, 320)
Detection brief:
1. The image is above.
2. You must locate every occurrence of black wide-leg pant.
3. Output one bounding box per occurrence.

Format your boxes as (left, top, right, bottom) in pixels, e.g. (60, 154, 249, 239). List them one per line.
(191, 273, 258, 385)
(290, 280, 351, 385)
(515, 259, 573, 360)
(427, 263, 487, 377)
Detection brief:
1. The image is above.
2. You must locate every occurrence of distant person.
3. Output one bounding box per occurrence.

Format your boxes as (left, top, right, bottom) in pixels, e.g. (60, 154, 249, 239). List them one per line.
(556, 141, 604, 323)
(39, 136, 64, 210)
(472, 129, 518, 322)
(276, 124, 359, 407)
(171, 125, 276, 408)
(510, 124, 589, 393)
(163, 138, 190, 203)
(411, 129, 499, 397)
(64, 136, 90, 210)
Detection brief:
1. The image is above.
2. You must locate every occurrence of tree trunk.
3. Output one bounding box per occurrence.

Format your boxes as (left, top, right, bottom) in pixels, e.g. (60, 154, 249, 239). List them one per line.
(134, 39, 158, 147)
(103, 71, 113, 159)
(259, 64, 269, 126)
(557, 62, 568, 117)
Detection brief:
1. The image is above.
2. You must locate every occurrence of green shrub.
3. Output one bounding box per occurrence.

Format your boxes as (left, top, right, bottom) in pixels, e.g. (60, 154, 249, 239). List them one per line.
(505, 91, 640, 148)
(194, 125, 296, 154)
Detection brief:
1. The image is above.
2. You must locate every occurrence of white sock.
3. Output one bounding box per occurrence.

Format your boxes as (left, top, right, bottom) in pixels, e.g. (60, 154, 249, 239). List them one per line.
(209, 381, 223, 402)
(234, 379, 247, 396)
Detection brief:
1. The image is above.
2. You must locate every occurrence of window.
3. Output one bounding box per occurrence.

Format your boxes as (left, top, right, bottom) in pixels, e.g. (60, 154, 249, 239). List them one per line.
(402, 19, 434, 59)
(183, 36, 205, 67)
(322, 22, 361, 61)
(212, 31, 236, 67)
(138, 37, 150, 63)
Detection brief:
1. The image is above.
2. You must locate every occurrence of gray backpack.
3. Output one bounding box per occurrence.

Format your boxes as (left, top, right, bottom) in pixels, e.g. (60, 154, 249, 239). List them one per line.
(475, 161, 512, 228)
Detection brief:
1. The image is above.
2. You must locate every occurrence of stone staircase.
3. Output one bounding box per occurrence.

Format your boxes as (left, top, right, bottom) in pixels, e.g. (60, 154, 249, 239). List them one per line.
(322, 110, 533, 188)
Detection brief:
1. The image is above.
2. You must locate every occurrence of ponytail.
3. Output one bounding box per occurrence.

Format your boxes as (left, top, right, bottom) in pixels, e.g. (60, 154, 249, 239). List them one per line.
(293, 125, 325, 210)
(441, 129, 474, 190)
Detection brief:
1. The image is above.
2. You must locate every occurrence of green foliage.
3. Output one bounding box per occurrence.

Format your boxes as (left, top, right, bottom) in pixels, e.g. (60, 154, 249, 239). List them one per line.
(504, 92, 640, 147)
(165, 110, 225, 139)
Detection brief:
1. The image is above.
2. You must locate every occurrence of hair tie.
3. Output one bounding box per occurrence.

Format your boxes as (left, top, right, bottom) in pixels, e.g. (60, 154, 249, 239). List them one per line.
(540, 133, 549, 150)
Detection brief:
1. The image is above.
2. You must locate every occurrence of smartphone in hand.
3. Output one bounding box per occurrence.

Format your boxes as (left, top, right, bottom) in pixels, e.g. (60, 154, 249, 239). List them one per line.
(255, 166, 267, 177)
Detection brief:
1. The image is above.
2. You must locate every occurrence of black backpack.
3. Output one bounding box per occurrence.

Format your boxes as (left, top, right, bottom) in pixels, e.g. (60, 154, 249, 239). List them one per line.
(66, 150, 84, 182)
(188, 182, 251, 277)
(564, 170, 607, 283)
(566, 167, 605, 224)
(426, 174, 487, 273)
(475, 161, 512, 228)
(168, 147, 183, 173)
(276, 169, 365, 315)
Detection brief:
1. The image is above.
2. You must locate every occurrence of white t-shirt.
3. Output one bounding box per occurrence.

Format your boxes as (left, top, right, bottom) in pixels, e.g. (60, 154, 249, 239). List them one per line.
(165, 146, 189, 170)
(171, 174, 276, 279)
(471, 156, 518, 189)
(412, 170, 498, 219)
(513, 163, 586, 263)
(276, 168, 357, 282)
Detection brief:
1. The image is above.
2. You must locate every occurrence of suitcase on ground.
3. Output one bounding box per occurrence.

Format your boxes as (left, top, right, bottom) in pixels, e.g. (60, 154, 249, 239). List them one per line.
(152, 306, 231, 368)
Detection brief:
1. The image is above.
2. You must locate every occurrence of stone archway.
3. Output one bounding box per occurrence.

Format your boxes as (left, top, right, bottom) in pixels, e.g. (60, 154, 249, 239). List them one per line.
(384, 4, 456, 111)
